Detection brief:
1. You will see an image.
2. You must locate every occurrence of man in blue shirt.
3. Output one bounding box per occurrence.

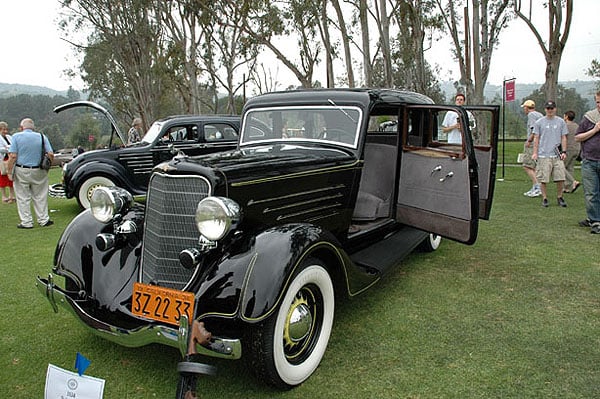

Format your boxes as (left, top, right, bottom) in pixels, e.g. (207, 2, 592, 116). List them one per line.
(7, 118, 54, 228)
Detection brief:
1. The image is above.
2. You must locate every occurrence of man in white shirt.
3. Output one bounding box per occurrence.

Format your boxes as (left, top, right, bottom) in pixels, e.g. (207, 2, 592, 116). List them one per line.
(442, 93, 466, 144)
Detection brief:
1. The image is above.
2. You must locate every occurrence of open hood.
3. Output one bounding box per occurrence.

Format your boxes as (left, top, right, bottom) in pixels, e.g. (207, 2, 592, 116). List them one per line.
(53, 101, 127, 147)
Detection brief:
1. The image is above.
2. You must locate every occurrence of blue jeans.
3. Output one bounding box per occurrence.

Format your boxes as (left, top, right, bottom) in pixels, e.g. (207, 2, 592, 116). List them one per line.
(581, 159, 600, 222)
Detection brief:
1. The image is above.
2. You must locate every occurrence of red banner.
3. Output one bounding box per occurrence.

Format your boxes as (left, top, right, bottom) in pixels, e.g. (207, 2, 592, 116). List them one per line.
(504, 79, 516, 102)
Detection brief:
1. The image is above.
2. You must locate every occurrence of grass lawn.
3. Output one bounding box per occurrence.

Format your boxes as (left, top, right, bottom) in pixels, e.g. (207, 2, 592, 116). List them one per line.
(0, 163, 598, 398)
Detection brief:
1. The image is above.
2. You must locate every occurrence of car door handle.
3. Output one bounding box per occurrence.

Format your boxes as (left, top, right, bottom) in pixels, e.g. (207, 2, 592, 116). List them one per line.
(431, 165, 442, 175)
(439, 172, 454, 182)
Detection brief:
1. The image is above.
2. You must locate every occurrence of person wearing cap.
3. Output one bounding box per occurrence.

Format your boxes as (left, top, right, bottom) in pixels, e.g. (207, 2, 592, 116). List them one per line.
(521, 99, 543, 197)
(531, 100, 569, 208)
(127, 117, 143, 145)
(574, 91, 600, 234)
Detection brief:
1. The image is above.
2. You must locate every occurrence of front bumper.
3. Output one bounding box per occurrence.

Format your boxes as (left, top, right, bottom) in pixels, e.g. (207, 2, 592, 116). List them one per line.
(36, 274, 242, 360)
(49, 183, 66, 198)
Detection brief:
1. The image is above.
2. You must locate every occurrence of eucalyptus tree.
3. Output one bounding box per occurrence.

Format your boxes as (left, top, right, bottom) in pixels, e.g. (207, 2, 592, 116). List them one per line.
(329, 0, 355, 87)
(236, 0, 322, 88)
(514, 0, 573, 100)
(434, 0, 512, 105)
(195, 2, 259, 112)
(60, 0, 176, 129)
(393, 0, 444, 95)
(154, 0, 208, 114)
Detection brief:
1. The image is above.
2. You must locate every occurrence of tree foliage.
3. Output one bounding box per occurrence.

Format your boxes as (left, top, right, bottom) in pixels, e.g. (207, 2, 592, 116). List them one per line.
(68, 113, 102, 150)
(54, 0, 580, 123)
(60, 0, 450, 114)
(62, 0, 181, 130)
(587, 59, 600, 91)
(525, 85, 587, 122)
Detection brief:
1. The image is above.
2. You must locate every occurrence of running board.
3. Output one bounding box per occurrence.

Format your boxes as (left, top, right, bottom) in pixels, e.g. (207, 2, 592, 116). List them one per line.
(349, 226, 427, 275)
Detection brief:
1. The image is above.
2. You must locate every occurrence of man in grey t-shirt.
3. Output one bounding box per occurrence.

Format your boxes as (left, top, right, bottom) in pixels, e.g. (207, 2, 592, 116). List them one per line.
(532, 101, 568, 208)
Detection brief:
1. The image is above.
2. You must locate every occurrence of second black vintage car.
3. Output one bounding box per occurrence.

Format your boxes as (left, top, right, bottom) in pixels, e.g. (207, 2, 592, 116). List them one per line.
(37, 89, 499, 396)
(49, 101, 240, 208)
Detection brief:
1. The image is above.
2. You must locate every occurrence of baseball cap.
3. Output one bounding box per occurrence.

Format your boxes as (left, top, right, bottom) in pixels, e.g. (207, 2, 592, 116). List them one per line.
(521, 100, 535, 108)
(544, 100, 557, 109)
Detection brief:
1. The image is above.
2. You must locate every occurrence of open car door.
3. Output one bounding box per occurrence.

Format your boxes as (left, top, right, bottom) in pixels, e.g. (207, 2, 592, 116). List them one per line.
(396, 104, 499, 244)
(466, 105, 500, 220)
(54, 101, 127, 148)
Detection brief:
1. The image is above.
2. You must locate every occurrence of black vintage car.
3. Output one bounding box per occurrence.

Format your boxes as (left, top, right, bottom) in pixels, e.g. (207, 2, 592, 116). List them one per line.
(37, 89, 499, 396)
(49, 101, 240, 208)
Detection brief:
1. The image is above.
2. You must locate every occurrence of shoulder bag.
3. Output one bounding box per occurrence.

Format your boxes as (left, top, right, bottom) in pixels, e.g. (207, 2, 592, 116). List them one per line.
(40, 133, 52, 171)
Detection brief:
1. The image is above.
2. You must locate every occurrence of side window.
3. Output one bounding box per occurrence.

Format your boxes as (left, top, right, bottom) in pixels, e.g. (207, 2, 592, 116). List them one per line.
(367, 115, 398, 133)
(402, 108, 464, 156)
(205, 123, 238, 141)
(162, 125, 198, 143)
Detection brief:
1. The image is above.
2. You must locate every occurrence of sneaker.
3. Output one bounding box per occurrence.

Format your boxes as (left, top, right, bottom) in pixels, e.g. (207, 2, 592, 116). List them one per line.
(527, 188, 541, 197)
(542, 198, 549, 207)
(40, 220, 54, 227)
(557, 197, 567, 207)
(17, 223, 33, 229)
(591, 223, 600, 234)
(579, 219, 592, 227)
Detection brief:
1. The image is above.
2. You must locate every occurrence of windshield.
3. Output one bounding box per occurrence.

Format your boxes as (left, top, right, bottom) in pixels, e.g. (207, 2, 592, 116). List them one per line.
(240, 106, 362, 149)
(140, 121, 164, 144)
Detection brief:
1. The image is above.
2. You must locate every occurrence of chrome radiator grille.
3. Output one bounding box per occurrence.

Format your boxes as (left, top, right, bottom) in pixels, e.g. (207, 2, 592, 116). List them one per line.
(141, 173, 211, 289)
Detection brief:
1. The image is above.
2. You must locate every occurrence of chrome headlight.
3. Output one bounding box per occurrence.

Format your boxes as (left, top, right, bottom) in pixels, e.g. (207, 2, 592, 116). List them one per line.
(195, 197, 240, 241)
(90, 186, 134, 223)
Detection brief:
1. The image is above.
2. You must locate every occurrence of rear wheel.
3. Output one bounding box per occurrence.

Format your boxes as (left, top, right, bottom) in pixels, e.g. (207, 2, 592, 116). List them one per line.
(418, 233, 441, 252)
(249, 258, 335, 389)
(76, 176, 116, 209)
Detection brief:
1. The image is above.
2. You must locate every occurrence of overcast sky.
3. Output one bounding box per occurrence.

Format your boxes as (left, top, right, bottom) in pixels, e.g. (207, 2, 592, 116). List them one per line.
(1, 1, 599, 92)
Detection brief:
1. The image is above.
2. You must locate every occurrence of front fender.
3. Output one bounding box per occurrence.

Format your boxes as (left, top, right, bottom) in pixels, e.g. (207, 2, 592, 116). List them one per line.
(241, 224, 349, 321)
(54, 207, 144, 312)
(195, 224, 347, 323)
(65, 160, 132, 198)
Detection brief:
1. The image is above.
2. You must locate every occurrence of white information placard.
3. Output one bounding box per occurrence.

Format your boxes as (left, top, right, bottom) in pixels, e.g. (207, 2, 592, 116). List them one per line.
(45, 364, 105, 399)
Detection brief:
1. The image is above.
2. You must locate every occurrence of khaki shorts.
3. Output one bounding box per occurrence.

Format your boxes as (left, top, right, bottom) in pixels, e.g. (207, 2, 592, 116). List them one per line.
(536, 157, 566, 183)
(522, 144, 536, 169)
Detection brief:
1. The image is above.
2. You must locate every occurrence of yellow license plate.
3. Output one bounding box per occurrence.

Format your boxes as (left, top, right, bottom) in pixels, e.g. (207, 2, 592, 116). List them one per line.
(132, 282, 195, 326)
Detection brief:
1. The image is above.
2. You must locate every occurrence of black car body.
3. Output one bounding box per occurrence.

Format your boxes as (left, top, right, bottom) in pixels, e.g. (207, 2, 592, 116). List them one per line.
(37, 89, 499, 393)
(49, 101, 239, 208)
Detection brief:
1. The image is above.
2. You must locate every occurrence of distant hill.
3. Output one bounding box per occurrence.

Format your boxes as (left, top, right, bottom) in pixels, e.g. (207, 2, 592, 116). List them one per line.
(0, 82, 68, 98)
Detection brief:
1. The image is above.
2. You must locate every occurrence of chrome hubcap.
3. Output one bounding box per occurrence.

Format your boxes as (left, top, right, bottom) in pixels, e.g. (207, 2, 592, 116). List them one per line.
(288, 302, 313, 343)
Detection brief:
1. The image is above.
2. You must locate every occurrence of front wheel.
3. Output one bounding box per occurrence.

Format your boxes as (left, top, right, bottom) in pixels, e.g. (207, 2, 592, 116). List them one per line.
(77, 176, 116, 209)
(249, 258, 335, 389)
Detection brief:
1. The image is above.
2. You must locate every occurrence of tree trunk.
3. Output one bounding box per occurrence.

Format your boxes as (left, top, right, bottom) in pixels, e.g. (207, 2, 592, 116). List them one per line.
(359, 0, 372, 86)
(514, 0, 573, 101)
(331, 0, 355, 87)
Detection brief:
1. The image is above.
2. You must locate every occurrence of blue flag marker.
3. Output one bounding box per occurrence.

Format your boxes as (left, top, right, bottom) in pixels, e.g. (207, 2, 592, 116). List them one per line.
(75, 352, 91, 376)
